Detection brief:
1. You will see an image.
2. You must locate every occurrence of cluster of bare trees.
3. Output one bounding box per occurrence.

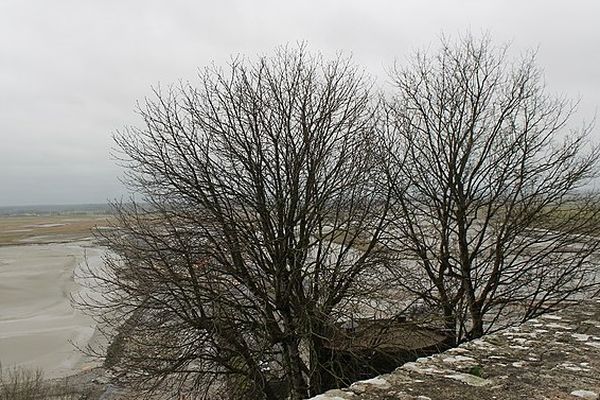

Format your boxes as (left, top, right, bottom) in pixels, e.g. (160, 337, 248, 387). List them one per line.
(382, 36, 600, 344)
(78, 36, 600, 399)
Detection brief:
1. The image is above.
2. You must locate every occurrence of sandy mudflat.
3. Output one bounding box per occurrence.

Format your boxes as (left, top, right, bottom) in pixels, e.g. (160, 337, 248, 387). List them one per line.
(0, 214, 110, 246)
(0, 242, 104, 378)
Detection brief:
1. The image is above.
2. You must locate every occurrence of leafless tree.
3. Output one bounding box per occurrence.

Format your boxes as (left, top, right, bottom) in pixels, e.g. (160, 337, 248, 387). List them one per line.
(79, 46, 395, 399)
(382, 34, 600, 345)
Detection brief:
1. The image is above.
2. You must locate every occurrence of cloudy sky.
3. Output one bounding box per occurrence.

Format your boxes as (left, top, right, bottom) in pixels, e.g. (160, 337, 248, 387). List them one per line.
(1, 0, 598, 206)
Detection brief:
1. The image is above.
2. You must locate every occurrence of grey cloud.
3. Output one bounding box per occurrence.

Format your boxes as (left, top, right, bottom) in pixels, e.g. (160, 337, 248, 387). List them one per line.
(1, 0, 599, 205)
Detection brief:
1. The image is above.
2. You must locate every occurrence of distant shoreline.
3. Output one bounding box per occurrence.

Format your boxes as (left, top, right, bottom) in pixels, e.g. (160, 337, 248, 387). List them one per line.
(0, 203, 113, 217)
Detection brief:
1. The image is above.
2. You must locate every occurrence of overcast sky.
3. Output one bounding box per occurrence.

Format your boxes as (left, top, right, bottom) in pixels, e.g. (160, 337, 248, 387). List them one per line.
(1, 0, 599, 206)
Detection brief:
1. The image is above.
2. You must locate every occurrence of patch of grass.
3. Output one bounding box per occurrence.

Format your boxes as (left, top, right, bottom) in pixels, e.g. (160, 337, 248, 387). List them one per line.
(467, 365, 483, 378)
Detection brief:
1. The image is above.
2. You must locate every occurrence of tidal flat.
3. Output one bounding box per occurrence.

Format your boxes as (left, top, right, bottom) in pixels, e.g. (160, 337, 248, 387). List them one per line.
(0, 213, 108, 378)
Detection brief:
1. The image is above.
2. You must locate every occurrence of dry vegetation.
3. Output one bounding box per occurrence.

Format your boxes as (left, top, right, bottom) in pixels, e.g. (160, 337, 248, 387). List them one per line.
(0, 366, 91, 400)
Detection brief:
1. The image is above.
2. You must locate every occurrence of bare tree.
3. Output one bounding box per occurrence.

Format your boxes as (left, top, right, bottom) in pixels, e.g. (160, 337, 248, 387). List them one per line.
(382, 34, 600, 345)
(80, 46, 394, 399)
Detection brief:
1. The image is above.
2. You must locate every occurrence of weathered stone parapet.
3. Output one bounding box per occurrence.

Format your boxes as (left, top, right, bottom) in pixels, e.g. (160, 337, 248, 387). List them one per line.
(310, 300, 600, 400)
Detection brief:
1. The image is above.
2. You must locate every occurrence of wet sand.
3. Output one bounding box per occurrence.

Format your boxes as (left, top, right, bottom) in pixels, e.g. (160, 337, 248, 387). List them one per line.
(0, 229, 105, 377)
(0, 214, 109, 246)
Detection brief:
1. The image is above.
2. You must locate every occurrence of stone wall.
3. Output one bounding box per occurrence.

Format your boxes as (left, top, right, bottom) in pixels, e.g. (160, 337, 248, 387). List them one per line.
(310, 300, 600, 400)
